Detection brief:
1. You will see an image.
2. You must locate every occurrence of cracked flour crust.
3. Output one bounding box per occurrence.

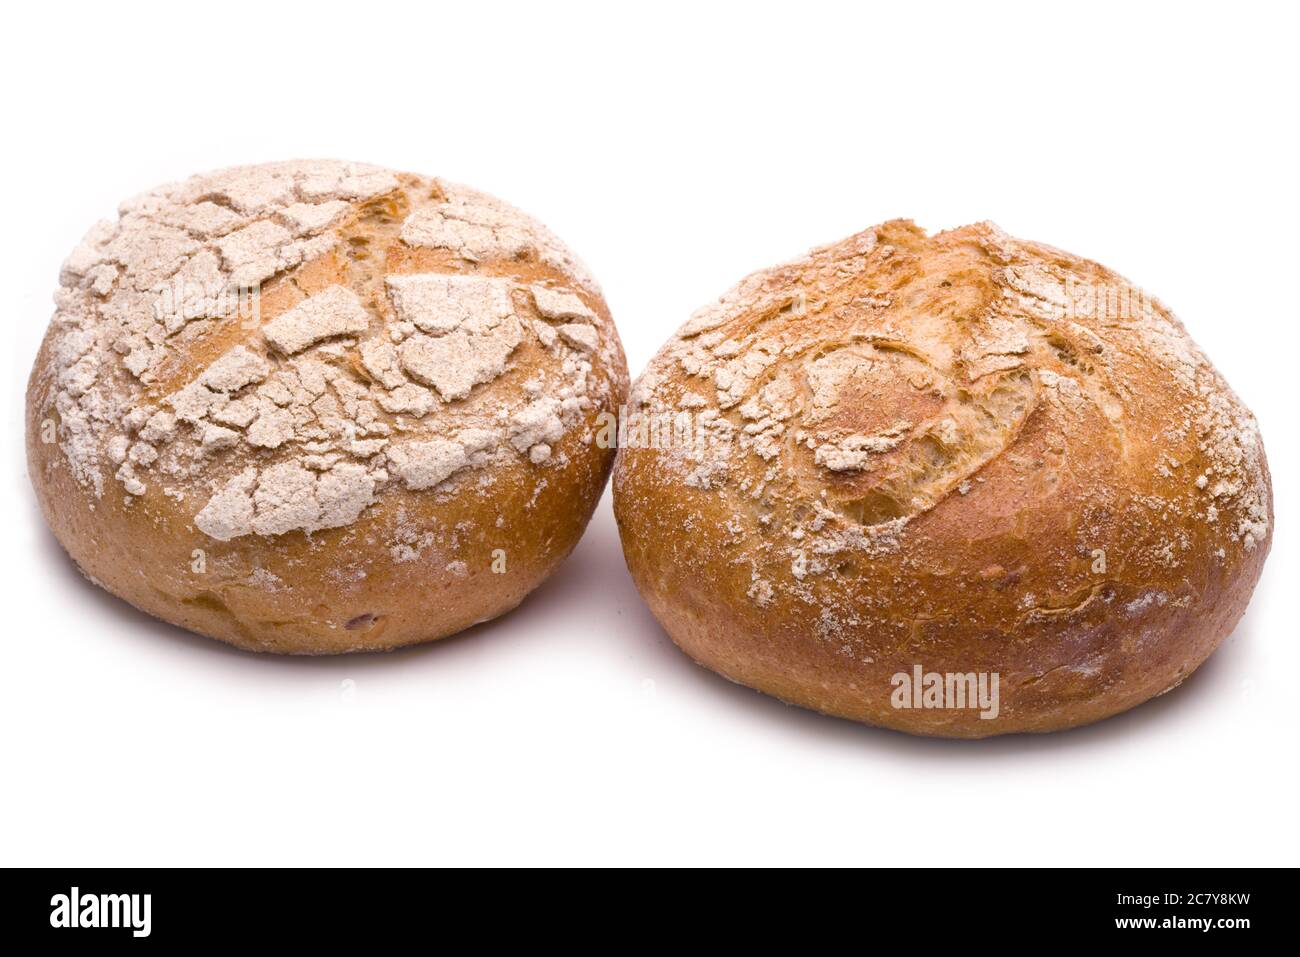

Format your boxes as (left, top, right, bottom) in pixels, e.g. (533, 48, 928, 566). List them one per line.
(39, 160, 618, 540)
(613, 220, 1272, 736)
(28, 160, 629, 653)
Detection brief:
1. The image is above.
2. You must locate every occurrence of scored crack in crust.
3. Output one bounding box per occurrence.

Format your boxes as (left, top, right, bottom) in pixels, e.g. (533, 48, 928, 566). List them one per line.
(613, 219, 1271, 736)
(28, 160, 629, 652)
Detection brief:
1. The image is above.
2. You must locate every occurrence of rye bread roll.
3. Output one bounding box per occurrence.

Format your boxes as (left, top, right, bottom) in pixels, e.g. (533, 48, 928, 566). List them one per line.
(613, 220, 1271, 736)
(27, 160, 628, 653)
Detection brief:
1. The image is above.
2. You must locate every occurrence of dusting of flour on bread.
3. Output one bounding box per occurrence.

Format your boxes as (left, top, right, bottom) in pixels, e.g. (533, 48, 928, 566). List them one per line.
(620, 220, 1271, 617)
(40, 160, 620, 542)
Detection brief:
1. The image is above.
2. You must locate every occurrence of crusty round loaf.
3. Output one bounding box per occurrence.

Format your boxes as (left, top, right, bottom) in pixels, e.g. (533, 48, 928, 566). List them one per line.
(27, 160, 628, 653)
(613, 220, 1271, 736)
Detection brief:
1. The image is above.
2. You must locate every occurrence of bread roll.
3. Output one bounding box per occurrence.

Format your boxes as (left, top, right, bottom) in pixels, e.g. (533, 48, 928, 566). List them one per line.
(27, 160, 628, 653)
(613, 220, 1270, 736)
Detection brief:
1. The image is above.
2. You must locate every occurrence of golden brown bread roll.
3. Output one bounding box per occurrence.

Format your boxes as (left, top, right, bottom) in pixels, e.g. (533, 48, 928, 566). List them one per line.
(27, 160, 628, 653)
(613, 220, 1271, 736)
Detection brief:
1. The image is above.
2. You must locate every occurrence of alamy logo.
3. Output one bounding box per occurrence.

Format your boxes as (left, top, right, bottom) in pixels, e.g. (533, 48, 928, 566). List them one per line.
(891, 664, 1000, 720)
(49, 887, 151, 938)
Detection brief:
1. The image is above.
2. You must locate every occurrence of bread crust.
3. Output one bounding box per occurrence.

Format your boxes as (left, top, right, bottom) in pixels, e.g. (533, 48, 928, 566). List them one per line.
(27, 161, 628, 653)
(613, 220, 1270, 736)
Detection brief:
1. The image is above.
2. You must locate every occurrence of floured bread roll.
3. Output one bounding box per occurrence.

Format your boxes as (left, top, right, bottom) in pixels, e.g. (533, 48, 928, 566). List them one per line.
(27, 160, 628, 653)
(613, 220, 1270, 736)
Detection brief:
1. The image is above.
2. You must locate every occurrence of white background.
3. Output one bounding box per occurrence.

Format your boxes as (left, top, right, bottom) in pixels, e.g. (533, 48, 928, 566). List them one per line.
(2, 1, 1296, 866)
